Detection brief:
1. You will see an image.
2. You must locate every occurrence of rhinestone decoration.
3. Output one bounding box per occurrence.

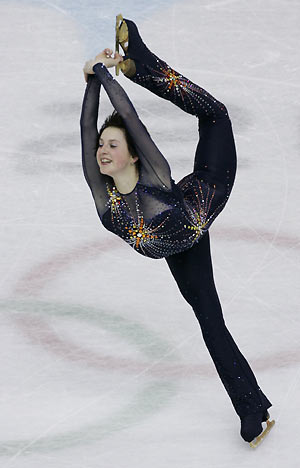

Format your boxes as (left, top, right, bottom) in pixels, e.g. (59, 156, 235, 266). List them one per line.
(102, 175, 229, 259)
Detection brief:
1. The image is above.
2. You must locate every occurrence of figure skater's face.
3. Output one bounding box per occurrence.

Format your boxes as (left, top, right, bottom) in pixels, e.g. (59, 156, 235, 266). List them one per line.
(96, 127, 138, 176)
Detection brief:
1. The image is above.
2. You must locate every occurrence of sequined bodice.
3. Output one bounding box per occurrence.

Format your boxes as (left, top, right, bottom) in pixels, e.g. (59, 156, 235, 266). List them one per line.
(101, 174, 226, 259)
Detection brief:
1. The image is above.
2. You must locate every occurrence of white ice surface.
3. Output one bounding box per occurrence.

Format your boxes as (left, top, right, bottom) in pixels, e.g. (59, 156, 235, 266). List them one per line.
(0, 0, 300, 467)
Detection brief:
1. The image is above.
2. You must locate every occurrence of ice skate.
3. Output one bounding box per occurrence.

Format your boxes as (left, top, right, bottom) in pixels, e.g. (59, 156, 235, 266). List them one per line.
(115, 14, 136, 77)
(241, 410, 275, 448)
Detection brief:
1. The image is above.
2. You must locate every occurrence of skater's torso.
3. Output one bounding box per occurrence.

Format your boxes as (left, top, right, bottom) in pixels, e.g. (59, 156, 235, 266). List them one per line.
(100, 172, 227, 259)
(81, 64, 233, 259)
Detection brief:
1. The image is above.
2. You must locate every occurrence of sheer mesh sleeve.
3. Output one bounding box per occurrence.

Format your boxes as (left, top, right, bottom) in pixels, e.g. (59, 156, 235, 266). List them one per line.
(92, 62, 172, 191)
(80, 75, 112, 217)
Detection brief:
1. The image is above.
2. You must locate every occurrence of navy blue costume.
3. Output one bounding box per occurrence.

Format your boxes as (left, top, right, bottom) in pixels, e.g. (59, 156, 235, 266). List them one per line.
(80, 20, 272, 425)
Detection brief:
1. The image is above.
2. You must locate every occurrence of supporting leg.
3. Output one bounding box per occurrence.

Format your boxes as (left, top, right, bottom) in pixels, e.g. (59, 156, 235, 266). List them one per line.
(165, 232, 272, 420)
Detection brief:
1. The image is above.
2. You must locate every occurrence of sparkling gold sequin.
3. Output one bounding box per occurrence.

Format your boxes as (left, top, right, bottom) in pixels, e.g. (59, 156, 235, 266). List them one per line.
(180, 178, 225, 243)
(107, 186, 122, 210)
(125, 217, 158, 248)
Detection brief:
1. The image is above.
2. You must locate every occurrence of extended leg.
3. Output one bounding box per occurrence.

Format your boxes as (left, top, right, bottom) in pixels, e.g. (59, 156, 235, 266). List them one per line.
(117, 17, 237, 209)
(116, 17, 228, 122)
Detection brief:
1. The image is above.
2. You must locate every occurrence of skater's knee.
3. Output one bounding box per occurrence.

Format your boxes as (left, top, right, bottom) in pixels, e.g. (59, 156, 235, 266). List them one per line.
(197, 100, 230, 124)
(181, 283, 215, 308)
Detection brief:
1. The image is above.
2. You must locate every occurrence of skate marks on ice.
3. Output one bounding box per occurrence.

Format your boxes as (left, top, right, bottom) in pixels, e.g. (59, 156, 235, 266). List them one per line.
(0, 299, 179, 457)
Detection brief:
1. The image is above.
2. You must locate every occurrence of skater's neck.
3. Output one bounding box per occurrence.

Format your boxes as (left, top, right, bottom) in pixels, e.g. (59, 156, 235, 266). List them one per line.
(113, 168, 139, 195)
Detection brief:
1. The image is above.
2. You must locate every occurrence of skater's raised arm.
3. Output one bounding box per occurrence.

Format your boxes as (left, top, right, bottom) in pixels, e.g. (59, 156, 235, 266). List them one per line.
(80, 75, 101, 190)
(91, 61, 172, 191)
(80, 72, 120, 218)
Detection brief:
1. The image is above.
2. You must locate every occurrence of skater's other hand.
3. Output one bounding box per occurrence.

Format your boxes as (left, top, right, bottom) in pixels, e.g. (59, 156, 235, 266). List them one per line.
(83, 49, 123, 82)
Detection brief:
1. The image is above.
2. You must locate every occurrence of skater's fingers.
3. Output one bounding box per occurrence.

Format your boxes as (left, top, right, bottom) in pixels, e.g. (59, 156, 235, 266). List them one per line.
(112, 55, 123, 65)
(104, 48, 113, 56)
(101, 55, 123, 69)
(90, 50, 124, 69)
(114, 52, 123, 61)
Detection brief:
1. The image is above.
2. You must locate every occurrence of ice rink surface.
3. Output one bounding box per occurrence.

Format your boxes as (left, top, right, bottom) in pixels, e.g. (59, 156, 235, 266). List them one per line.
(1, 0, 300, 466)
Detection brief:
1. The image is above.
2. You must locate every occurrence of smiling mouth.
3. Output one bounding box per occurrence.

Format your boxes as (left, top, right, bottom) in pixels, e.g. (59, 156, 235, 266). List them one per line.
(100, 158, 112, 164)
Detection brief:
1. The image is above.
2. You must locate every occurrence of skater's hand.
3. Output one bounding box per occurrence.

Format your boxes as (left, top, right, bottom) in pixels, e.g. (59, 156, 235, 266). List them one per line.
(83, 48, 123, 82)
(95, 49, 123, 68)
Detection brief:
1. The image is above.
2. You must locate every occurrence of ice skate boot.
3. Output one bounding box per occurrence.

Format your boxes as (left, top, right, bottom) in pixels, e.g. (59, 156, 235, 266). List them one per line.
(115, 14, 136, 77)
(115, 14, 159, 78)
(241, 410, 275, 448)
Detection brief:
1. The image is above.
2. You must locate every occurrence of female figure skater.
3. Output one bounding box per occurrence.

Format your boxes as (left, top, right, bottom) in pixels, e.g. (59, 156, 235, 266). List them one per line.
(80, 16, 274, 446)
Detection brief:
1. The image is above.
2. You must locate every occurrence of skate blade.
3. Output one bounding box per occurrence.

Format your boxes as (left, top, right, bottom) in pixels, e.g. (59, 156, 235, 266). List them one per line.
(115, 13, 129, 76)
(249, 419, 275, 448)
(115, 14, 123, 76)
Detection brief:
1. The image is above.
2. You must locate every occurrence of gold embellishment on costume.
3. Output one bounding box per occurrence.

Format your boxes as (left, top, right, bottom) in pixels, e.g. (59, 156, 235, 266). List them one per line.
(107, 186, 122, 210)
(164, 69, 187, 90)
(183, 181, 218, 242)
(142, 63, 219, 117)
(184, 212, 208, 242)
(125, 217, 158, 248)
